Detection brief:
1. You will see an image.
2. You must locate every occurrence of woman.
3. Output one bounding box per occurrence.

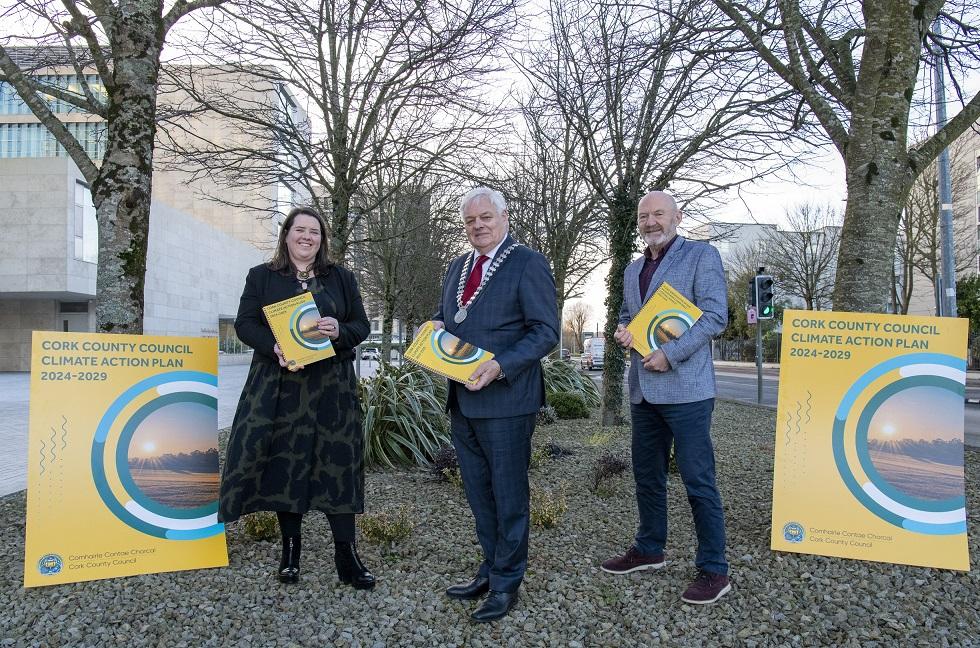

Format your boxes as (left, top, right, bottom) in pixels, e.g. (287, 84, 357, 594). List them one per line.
(219, 206, 374, 589)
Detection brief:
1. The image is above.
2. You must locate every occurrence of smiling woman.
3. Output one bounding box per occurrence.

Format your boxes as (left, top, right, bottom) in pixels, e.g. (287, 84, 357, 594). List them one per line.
(218, 206, 376, 589)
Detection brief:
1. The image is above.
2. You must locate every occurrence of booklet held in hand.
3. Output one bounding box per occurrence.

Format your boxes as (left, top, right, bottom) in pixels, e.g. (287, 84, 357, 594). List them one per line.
(627, 282, 702, 356)
(262, 292, 336, 367)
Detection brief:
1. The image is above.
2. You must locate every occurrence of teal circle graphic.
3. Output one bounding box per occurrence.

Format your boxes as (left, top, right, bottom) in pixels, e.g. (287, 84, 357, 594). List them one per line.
(430, 329, 485, 365)
(646, 310, 694, 351)
(831, 353, 966, 536)
(91, 371, 224, 540)
(289, 303, 331, 350)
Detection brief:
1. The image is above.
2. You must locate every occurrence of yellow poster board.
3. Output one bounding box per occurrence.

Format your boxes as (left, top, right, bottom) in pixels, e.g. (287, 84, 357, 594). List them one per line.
(626, 282, 702, 357)
(262, 292, 336, 367)
(25, 332, 228, 587)
(405, 321, 494, 384)
(772, 310, 970, 570)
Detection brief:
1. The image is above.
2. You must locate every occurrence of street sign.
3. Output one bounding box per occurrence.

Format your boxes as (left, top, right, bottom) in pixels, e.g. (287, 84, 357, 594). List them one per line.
(747, 305, 758, 324)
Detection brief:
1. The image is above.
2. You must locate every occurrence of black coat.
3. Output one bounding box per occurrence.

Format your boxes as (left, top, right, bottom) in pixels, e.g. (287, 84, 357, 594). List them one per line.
(218, 264, 370, 522)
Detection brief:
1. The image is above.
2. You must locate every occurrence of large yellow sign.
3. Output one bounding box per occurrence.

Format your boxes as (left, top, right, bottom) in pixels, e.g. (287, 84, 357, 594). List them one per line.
(25, 332, 228, 587)
(772, 311, 970, 570)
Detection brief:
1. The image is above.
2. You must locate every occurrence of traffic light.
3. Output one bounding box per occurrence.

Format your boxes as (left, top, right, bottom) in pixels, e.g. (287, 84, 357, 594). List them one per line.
(754, 274, 774, 319)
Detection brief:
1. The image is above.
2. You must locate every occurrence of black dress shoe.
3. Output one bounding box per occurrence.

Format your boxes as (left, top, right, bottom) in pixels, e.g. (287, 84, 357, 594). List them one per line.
(471, 590, 519, 622)
(335, 541, 376, 590)
(445, 575, 490, 600)
(278, 535, 301, 584)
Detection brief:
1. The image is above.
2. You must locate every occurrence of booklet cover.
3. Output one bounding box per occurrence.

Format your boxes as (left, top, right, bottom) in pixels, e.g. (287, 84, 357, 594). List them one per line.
(627, 281, 702, 356)
(406, 321, 494, 384)
(261, 292, 336, 367)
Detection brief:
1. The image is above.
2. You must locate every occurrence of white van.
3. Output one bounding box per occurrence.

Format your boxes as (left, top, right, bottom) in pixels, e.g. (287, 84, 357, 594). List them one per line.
(580, 337, 605, 371)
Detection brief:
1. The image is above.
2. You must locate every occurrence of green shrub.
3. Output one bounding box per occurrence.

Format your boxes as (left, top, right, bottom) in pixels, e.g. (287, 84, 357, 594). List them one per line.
(543, 359, 601, 408)
(530, 487, 568, 529)
(359, 363, 450, 467)
(358, 506, 414, 551)
(529, 445, 550, 470)
(548, 391, 590, 419)
(240, 511, 279, 542)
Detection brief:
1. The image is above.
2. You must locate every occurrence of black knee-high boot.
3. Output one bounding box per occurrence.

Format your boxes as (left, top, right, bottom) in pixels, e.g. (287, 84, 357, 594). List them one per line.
(277, 512, 303, 584)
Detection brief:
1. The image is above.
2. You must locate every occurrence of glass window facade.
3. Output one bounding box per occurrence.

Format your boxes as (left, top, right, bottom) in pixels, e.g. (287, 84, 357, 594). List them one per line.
(73, 181, 98, 263)
(0, 121, 106, 159)
(0, 76, 107, 159)
(0, 75, 105, 115)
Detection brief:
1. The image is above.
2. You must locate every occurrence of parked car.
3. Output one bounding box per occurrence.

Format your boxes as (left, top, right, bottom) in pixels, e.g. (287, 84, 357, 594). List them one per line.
(580, 337, 605, 370)
(560, 348, 571, 361)
(361, 348, 381, 361)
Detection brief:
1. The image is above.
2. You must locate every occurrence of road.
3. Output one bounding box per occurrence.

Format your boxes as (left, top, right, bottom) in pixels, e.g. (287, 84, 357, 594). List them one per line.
(581, 363, 980, 448)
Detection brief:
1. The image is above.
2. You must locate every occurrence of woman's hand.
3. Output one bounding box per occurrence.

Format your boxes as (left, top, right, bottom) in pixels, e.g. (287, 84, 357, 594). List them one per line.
(274, 343, 304, 372)
(317, 316, 341, 340)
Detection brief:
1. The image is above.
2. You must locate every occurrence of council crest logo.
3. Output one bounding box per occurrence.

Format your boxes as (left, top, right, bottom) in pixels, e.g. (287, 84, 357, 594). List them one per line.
(782, 522, 805, 543)
(37, 553, 63, 575)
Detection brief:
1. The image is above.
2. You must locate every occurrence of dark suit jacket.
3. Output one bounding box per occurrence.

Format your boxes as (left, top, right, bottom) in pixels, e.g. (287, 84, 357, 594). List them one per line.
(235, 263, 370, 366)
(434, 236, 560, 418)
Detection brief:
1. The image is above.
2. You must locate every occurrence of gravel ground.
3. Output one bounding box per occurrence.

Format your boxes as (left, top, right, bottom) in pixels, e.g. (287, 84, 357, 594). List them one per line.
(1, 400, 978, 647)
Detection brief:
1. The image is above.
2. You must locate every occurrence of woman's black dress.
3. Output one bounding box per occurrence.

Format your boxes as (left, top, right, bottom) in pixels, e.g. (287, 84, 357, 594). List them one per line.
(218, 263, 370, 522)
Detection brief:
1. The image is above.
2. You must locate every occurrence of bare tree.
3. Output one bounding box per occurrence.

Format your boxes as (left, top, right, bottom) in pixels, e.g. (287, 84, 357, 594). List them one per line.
(0, 0, 226, 332)
(563, 301, 592, 354)
(522, 0, 806, 424)
(353, 168, 465, 360)
(764, 203, 841, 310)
(713, 0, 980, 313)
(503, 95, 607, 316)
(161, 0, 515, 262)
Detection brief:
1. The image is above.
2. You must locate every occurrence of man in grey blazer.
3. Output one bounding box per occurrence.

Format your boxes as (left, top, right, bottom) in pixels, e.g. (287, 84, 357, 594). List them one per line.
(433, 187, 559, 622)
(600, 190, 731, 605)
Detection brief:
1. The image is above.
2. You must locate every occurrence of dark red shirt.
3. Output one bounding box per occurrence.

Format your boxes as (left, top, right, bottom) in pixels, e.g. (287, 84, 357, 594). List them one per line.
(638, 235, 677, 300)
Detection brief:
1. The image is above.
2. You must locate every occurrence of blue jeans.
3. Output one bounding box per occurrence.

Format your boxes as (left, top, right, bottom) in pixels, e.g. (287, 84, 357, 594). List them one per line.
(631, 398, 728, 575)
(451, 410, 535, 593)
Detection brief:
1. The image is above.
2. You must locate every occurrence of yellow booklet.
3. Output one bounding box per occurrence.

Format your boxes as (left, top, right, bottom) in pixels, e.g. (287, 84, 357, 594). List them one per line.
(627, 281, 702, 356)
(406, 321, 494, 384)
(261, 292, 336, 367)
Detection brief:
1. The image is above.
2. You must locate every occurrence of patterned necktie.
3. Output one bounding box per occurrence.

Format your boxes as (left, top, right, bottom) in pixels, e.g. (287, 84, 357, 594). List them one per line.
(461, 255, 489, 304)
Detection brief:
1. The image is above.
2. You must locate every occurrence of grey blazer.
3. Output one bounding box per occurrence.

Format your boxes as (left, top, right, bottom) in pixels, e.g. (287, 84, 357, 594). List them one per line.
(618, 236, 728, 405)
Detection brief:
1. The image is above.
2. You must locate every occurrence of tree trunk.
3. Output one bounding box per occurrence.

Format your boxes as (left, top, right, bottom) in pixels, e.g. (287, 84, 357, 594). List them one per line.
(600, 183, 637, 426)
(93, 18, 162, 333)
(833, 154, 912, 313)
(381, 295, 395, 362)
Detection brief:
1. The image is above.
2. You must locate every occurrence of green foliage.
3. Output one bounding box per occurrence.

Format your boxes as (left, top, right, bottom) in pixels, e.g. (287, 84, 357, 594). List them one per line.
(586, 431, 614, 447)
(543, 359, 601, 408)
(530, 487, 568, 529)
(358, 506, 414, 551)
(590, 452, 630, 495)
(957, 275, 980, 334)
(548, 391, 590, 419)
(529, 445, 550, 470)
(240, 511, 279, 542)
(359, 363, 450, 468)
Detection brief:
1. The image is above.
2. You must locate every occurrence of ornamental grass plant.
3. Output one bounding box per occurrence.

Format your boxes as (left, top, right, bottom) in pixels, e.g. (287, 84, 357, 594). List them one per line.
(359, 363, 450, 468)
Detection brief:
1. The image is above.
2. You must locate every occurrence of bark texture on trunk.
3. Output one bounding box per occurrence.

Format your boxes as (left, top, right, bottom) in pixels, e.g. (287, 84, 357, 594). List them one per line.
(93, 6, 163, 333)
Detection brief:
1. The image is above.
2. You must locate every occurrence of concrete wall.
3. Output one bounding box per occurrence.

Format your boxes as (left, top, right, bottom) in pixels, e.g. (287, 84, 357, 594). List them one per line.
(0, 157, 96, 297)
(143, 201, 264, 338)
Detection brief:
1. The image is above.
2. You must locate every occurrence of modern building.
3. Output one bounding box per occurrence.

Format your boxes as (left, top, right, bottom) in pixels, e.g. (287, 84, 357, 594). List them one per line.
(0, 50, 308, 371)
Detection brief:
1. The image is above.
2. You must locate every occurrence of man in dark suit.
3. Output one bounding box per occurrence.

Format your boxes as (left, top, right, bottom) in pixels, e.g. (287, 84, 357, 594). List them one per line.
(433, 187, 559, 622)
